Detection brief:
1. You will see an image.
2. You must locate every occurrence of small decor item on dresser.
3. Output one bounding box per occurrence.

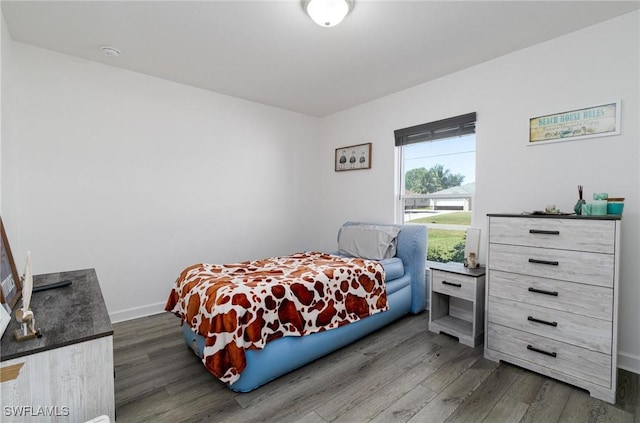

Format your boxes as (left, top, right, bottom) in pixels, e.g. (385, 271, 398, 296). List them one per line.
(592, 192, 608, 216)
(541, 205, 573, 215)
(14, 252, 40, 341)
(607, 197, 625, 215)
(574, 185, 586, 215)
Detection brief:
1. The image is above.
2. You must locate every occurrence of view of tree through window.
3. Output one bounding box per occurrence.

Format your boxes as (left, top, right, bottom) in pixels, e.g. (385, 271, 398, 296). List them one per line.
(405, 164, 466, 194)
(401, 134, 475, 263)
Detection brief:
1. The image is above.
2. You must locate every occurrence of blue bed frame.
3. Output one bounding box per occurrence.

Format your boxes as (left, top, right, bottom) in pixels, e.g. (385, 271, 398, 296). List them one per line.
(180, 222, 427, 392)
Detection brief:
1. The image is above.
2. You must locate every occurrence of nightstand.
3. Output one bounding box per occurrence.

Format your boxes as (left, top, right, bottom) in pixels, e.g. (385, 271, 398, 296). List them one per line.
(428, 261, 485, 347)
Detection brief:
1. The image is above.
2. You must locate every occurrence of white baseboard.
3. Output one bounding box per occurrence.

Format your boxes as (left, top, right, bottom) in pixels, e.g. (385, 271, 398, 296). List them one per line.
(109, 301, 166, 324)
(618, 351, 640, 375)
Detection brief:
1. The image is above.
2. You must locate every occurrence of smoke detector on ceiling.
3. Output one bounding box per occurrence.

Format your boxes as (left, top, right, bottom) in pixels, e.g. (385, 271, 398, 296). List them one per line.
(100, 46, 121, 57)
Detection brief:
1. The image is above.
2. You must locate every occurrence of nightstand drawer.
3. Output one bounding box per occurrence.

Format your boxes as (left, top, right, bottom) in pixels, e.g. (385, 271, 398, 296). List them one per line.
(489, 217, 615, 253)
(488, 270, 613, 320)
(487, 323, 611, 387)
(489, 243, 614, 287)
(431, 270, 476, 301)
(487, 296, 612, 353)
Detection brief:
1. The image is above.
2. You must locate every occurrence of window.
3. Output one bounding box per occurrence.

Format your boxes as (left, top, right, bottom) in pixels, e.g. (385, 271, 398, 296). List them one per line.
(395, 113, 476, 263)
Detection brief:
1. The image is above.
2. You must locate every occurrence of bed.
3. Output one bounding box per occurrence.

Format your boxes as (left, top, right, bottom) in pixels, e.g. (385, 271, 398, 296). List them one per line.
(165, 221, 427, 392)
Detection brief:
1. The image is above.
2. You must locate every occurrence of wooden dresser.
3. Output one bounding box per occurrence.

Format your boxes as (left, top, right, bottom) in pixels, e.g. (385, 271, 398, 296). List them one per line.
(0, 269, 114, 422)
(485, 214, 620, 403)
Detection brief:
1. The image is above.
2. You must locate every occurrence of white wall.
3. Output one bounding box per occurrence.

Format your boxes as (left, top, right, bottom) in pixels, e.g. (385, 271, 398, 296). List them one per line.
(316, 11, 640, 372)
(0, 16, 3, 212)
(1, 42, 322, 322)
(0, 14, 8, 212)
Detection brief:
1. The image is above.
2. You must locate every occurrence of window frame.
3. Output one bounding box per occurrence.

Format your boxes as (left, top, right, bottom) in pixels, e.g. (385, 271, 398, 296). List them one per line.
(394, 113, 477, 263)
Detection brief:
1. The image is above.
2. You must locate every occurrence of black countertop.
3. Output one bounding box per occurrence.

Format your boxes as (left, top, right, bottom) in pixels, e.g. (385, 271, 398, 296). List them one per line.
(427, 260, 486, 277)
(487, 213, 621, 220)
(0, 268, 113, 362)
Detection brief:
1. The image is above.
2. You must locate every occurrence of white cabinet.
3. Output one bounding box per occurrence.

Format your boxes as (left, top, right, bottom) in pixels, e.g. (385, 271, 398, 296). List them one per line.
(1, 337, 114, 422)
(485, 215, 620, 403)
(428, 261, 485, 347)
(0, 269, 114, 422)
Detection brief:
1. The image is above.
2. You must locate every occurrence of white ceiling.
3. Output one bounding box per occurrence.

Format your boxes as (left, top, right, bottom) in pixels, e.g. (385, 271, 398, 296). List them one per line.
(2, 1, 639, 117)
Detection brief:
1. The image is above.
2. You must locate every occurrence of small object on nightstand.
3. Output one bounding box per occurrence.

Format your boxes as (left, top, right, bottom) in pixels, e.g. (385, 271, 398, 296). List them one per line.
(464, 252, 478, 268)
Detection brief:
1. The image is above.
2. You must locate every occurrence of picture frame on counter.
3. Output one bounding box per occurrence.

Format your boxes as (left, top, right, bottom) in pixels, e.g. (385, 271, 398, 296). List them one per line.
(1, 217, 22, 311)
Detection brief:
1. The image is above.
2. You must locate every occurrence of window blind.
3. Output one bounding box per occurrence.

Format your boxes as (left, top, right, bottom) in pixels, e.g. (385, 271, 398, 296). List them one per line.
(394, 112, 476, 146)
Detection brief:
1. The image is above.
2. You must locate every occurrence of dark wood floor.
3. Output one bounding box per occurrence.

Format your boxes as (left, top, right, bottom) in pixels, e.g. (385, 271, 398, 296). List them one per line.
(114, 312, 639, 423)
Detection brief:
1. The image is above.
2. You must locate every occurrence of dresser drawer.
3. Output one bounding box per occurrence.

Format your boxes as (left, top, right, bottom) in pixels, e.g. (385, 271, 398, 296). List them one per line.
(489, 243, 614, 287)
(488, 270, 613, 320)
(431, 270, 476, 301)
(489, 217, 615, 254)
(487, 323, 611, 387)
(487, 296, 611, 353)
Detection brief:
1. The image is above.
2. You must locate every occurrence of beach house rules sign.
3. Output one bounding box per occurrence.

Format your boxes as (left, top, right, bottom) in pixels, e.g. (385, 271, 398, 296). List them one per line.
(529, 101, 620, 145)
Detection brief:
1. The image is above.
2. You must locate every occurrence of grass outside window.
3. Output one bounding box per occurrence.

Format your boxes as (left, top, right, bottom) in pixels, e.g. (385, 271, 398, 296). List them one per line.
(413, 212, 471, 263)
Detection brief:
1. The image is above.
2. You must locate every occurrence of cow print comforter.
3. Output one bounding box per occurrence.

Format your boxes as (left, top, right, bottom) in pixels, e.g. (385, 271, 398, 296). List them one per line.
(165, 251, 387, 384)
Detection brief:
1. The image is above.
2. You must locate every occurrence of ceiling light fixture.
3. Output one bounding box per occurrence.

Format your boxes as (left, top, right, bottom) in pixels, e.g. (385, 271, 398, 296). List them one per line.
(100, 46, 121, 57)
(305, 0, 352, 28)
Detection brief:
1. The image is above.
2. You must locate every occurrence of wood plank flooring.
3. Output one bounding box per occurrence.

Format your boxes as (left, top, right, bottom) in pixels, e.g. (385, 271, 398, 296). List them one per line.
(114, 312, 639, 423)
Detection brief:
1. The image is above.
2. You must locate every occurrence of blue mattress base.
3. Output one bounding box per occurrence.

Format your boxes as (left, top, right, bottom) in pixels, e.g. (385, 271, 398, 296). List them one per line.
(182, 275, 414, 392)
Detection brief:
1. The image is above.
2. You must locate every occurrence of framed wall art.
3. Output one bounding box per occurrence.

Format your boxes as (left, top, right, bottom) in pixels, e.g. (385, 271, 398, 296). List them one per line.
(529, 100, 620, 145)
(1, 217, 22, 311)
(335, 143, 372, 171)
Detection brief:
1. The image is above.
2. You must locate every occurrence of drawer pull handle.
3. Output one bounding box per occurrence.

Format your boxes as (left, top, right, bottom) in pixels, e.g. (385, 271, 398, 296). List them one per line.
(529, 229, 560, 235)
(442, 281, 462, 288)
(528, 258, 559, 266)
(528, 287, 558, 296)
(527, 316, 558, 327)
(527, 344, 557, 358)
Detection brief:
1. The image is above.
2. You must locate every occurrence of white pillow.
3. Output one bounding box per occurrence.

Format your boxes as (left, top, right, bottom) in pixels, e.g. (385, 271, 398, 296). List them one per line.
(338, 225, 401, 260)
